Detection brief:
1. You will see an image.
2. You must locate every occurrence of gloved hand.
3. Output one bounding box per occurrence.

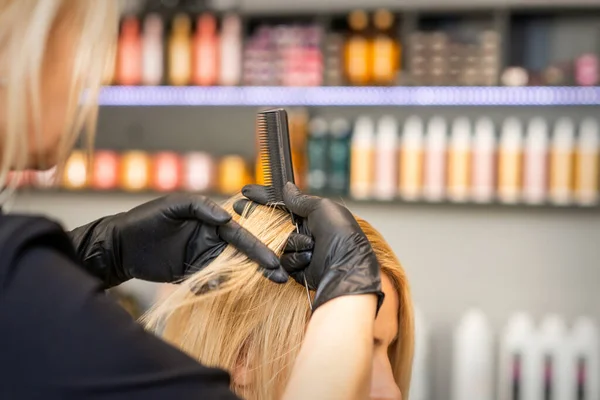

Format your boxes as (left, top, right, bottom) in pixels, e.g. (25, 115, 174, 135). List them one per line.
(233, 183, 383, 312)
(69, 194, 288, 288)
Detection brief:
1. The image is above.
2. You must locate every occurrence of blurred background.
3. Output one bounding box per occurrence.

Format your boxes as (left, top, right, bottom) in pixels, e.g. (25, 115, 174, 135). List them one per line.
(10, 0, 600, 398)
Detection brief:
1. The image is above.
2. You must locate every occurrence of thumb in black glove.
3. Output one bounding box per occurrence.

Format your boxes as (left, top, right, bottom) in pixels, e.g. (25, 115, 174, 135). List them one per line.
(234, 183, 383, 312)
(69, 193, 288, 288)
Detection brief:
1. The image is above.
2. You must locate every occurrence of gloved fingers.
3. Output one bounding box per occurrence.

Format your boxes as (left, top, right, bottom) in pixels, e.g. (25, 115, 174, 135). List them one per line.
(217, 220, 289, 283)
(282, 182, 322, 218)
(281, 250, 312, 274)
(241, 184, 273, 205)
(232, 199, 259, 218)
(284, 232, 314, 253)
(166, 193, 232, 225)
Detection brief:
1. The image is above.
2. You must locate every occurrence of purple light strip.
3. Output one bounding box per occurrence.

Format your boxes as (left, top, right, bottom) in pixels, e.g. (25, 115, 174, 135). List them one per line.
(98, 86, 600, 106)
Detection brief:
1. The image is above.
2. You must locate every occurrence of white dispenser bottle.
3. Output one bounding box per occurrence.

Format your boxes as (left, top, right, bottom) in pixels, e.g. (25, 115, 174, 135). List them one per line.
(523, 117, 549, 205)
(471, 117, 496, 203)
(424, 116, 448, 202)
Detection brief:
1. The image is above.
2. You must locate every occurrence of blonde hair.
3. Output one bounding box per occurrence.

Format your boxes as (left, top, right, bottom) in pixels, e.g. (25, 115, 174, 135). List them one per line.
(143, 195, 414, 400)
(0, 0, 117, 197)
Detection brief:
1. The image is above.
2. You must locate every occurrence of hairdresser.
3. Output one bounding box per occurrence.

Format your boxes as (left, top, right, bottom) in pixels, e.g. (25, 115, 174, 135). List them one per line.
(0, 2, 382, 400)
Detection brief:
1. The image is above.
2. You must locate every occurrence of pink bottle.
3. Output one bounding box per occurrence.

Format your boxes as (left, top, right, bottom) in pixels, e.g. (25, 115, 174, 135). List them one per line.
(575, 54, 599, 86)
(152, 152, 182, 192)
(192, 13, 219, 86)
(92, 151, 119, 190)
(116, 17, 142, 86)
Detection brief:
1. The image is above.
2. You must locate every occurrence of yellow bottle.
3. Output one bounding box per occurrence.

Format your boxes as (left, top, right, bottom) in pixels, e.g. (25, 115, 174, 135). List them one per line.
(372, 9, 399, 86)
(350, 116, 375, 199)
(399, 116, 424, 200)
(550, 118, 575, 205)
(498, 118, 523, 204)
(168, 14, 192, 86)
(219, 156, 249, 195)
(120, 151, 150, 191)
(345, 10, 371, 86)
(575, 118, 599, 205)
(447, 117, 472, 203)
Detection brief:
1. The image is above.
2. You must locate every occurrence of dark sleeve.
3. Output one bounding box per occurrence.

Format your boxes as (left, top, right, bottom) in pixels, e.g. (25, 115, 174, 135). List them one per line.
(0, 228, 239, 399)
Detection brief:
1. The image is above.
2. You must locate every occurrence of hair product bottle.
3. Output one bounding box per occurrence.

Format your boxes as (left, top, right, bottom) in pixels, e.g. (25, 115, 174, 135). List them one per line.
(219, 13, 242, 86)
(183, 152, 214, 192)
(289, 109, 309, 190)
(471, 117, 496, 203)
(371, 9, 399, 86)
(523, 117, 549, 205)
(168, 14, 192, 86)
(345, 10, 371, 85)
(116, 17, 142, 86)
(32, 167, 58, 189)
(152, 152, 182, 192)
(400, 116, 424, 201)
(350, 116, 375, 199)
(92, 150, 119, 190)
(141, 14, 164, 86)
(328, 118, 352, 196)
(550, 117, 575, 205)
(307, 117, 329, 194)
(498, 117, 523, 204)
(192, 13, 219, 86)
(452, 309, 494, 400)
(63, 151, 88, 190)
(218, 155, 249, 195)
(448, 117, 472, 203)
(571, 317, 600, 400)
(424, 116, 448, 202)
(410, 308, 430, 400)
(575, 118, 599, 206)
(575, 54, 599, 86)
(538, 315, 569, 400)
(120, 151, 150, 191)
(497, 312, 537, 400)
(374, 116, 398, 200)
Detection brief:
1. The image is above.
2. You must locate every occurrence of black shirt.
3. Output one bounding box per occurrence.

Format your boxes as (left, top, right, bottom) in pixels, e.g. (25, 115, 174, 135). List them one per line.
(0, 213, 239, 399)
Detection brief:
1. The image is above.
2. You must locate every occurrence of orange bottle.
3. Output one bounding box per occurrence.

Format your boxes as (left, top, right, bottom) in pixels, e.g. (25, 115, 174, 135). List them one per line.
(192, 13, 219, 86)
(371, 9, 399, 86)
(168, 14, 192, 86)
(116, 17, 142, 86)
(344, 10, 371, 85)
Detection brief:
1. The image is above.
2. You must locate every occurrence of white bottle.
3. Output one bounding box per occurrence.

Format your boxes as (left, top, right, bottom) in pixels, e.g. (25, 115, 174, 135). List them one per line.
(550, 117, 575, 205)
(448, 117, 472, 203)
(498, 117, 524, 204)
(498, 312, 537, 400)
(410, 307, 430, 400)
(538, 315, 570, 400)
(142, 14, 164, 86)
(575, 119, 600, 206)
(452, 309, 494, 400)
(471, 117, 496, 203)
(219, 13, 243, 86)
(424, 116, 448, 202)
(374, 116, 398, 200)
(523, 117, 549, 204)
(400, 116, 424, 201)
(571, 317, 600, 400)
(350, 116, 375, 200)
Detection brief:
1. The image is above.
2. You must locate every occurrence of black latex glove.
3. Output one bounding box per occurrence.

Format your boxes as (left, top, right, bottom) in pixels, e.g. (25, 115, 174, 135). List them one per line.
(233, 183, 383, 312)
(69, 194, 288, 289)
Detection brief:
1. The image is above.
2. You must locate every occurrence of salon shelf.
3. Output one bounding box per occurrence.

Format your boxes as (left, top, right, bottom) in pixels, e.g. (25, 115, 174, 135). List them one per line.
(15, 189, 600, 212)
(98, 86, 600, 107)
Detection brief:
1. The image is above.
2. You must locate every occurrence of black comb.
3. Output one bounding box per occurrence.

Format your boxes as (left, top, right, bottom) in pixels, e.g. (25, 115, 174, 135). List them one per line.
(257, 108, 295, 204)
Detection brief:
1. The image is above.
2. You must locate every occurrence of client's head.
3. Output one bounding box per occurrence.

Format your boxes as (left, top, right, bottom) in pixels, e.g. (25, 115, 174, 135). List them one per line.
(143, 194, 414, 400)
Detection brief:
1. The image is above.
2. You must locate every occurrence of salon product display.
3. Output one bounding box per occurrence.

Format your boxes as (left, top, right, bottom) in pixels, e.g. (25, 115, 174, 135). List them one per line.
(108, 10, 600, 87)
(411, 310, 600, 400)
(307, 115, 600, 206)
(18, 150, 251, 195)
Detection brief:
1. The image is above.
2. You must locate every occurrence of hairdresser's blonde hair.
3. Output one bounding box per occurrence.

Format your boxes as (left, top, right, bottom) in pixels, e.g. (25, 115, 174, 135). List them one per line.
(143, 195, 414, 400)
(0, 0, 117, 196)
